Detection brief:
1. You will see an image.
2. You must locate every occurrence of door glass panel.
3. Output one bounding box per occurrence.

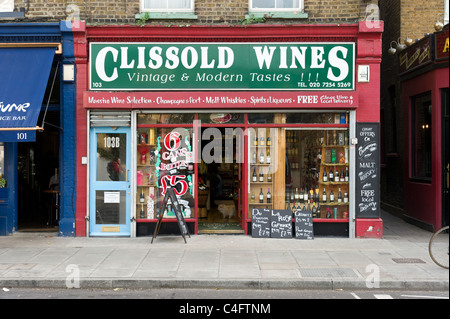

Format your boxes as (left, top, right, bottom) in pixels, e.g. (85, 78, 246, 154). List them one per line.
(96, 133, 127, 181)
(95, 190, 127, 224)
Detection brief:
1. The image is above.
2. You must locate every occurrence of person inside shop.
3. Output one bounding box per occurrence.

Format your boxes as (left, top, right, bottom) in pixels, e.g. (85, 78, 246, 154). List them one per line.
(207, 163, 222, 206)
(48, 168, 59, 191)
(107, 157, 125, 181)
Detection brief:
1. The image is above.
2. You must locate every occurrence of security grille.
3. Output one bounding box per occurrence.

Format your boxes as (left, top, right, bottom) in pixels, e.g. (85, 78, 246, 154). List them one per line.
(89, 111, 131, 127)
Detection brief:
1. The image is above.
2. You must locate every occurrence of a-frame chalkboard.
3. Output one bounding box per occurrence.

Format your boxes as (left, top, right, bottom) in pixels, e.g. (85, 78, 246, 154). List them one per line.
(151, 187, 190, 244)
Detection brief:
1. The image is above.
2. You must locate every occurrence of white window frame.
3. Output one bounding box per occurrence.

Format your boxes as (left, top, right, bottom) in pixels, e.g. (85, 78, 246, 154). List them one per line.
(141, 0, 194, 13)
(249, 0, 304, 12)
(0, 0, 14, 12)
(444, 0, 449, 25)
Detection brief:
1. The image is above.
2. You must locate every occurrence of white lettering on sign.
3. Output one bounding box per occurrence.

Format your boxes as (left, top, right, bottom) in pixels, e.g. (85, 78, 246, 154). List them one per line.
(0, 102, 30, 113)
(252, 45, 349, 81)
(95, 46, 235, 82)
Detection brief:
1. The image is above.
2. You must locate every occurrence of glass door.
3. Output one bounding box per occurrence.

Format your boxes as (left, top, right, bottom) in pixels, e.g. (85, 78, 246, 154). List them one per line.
(89, 127, 131, 236)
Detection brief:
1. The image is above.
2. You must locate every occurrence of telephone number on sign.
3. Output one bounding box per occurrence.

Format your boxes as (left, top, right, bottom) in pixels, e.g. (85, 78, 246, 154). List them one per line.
(306, 82, 352, 88)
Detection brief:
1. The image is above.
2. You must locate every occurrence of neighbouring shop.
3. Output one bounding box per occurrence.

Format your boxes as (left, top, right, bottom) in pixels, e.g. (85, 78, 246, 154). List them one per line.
(0, 22, 76, 236)
(398, 24, 449, 231)
(74, 22, 383, 238)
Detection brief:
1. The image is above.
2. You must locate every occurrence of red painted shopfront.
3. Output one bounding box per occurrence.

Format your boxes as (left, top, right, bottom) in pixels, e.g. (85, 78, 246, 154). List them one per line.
(399, 25, 449, 231)
(73, 22, 383, 238)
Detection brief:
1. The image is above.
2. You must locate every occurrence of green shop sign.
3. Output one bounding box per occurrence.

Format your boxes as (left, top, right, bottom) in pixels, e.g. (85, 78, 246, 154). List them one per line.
(89, 43, 355, 91)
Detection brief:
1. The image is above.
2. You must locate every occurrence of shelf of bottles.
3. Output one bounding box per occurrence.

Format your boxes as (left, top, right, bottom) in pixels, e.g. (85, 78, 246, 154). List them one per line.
(285, 129, 350, 223)
(317, 130, 349, 222)
(248, 128, 274, 215)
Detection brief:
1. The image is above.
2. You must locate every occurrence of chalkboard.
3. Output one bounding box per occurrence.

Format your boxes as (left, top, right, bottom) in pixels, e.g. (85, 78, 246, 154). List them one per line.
(270, 210, 292, 238)
(294, 210, 314, 240)
(355, 123, 380, 218)
(251, 208, 271, 238)
(151, 187, 190, 244)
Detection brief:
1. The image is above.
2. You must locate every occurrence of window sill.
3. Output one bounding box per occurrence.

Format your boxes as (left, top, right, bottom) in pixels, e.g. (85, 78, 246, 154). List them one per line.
(136, 12, 198, 20)
(246, 11, 308, 19)
(0, 12, 25, 19)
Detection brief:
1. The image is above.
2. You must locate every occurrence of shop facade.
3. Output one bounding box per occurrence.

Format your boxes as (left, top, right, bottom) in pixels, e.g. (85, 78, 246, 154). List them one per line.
(0, 22, 76, 236)
(74, 22, 383, 238)
(399, 24, 449, 231)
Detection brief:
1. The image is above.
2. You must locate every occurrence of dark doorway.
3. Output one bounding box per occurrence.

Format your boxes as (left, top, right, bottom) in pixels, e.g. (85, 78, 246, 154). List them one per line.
(18, 111, 60, 231)
(197, 127, 244, 234)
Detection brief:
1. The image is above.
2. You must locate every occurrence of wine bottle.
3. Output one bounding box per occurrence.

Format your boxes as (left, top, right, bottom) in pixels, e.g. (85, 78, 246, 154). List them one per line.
(259, 188, 264, 203)
(322, 188, 327, 203)
(252, 167, 257, 182)
(330, 189, 335, 202)
(312, 203, 317, 218)
(259, 168, 264, 182)
(345, 167, 349, 182)
(340, 169, 345, 182)
(140, 189, 145, 204)
(338, 188, 342, 203)
(266, 149, 271, 164)
(267, 188, 271, 204)
(267, 166, 272, 182)
(303, 188, 308, 203)
(252, 151, 257, 164)
(254, 135, 258, 146)
(260, 135, 265, 146)
(344, 190, 349, 203)
(329, 169, 334, 181)
(323, 168, 328, 182)
(295, 188, 300, 201)
(334, 167, 339, 182)
(267, 134, 271, 146)
(259, 151, 264, 164)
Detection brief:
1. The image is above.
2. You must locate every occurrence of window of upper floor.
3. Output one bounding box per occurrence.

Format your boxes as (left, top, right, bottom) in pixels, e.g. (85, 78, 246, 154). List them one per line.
(444, 0, 449, 25)
(141, 0, 194, 13)
(249, 0, 304, 12)
(0, 0, 14, 12)
(138, 0, 197, 20)
(247, 0, 307, 19)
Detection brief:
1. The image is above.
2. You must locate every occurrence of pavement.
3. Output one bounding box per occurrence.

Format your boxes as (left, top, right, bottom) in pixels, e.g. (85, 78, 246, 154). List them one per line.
(0, 210, 448, 291)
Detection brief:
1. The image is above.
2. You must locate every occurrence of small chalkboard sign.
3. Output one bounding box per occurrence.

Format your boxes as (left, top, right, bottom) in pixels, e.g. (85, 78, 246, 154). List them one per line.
(251, 208, 271, 238)
(151, 187, 190, 244)
(294, 210, 314, 240)
(270, 210, 292, 238)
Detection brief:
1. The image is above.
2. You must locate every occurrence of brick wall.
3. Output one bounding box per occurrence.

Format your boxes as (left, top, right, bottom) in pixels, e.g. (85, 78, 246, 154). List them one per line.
(11, 0, 376, 25)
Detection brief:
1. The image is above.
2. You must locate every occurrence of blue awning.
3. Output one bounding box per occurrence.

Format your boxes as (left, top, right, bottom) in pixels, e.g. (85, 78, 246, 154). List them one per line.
(0, 47, 55, 142)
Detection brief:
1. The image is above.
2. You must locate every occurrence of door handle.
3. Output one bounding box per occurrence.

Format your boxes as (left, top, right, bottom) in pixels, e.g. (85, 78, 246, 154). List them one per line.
(126, 169, 130, 182)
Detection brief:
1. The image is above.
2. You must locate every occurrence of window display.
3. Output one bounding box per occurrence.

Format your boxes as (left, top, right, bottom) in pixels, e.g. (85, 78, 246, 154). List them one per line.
(136, 125, 195, 220)
(285, 129, 349, 220)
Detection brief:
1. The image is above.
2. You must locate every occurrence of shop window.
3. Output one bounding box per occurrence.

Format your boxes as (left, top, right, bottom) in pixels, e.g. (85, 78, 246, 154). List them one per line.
(411, 93, 432, 181)
(137, 113, 194, 125)
(286, 112, 349, 124)
(136, 125, 195, 220)
(248, 113, 275, 124)
(248, 126, 350, 221)
(198, 113, 244, 124)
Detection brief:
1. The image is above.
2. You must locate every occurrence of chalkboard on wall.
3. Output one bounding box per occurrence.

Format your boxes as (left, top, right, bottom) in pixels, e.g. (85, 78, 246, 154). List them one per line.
(294, 210, 314, 240)
(271, 210, 292, 238)
(355, 123, 380, 219)
(251, 208, 271, 238)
